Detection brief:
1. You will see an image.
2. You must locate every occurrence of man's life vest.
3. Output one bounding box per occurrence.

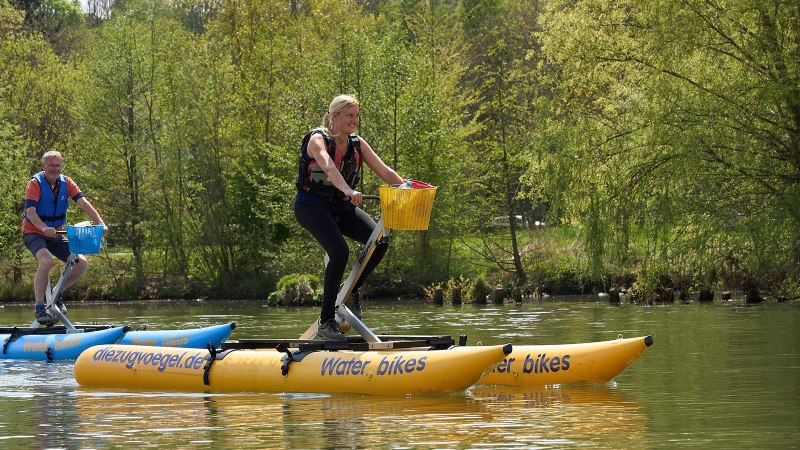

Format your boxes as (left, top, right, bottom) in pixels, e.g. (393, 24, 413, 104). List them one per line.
(296, 130, 362, 203)
(25, 171, 69, 227)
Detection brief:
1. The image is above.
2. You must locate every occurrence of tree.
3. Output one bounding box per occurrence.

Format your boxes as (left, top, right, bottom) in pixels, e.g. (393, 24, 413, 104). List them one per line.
(531, 0, 800, 294)
(76, 1, 169, 290)
(9, 0, 83, 54)
(0, 96, 28, 285)
(0, 0, 77, 287)
(461, 0, 544, 285)
(384, 1, 480, 282)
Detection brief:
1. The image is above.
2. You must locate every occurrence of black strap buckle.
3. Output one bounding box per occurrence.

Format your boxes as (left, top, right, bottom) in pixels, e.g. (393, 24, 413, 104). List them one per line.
(278, 344, 314, 377)
(203, 342, 217, 385)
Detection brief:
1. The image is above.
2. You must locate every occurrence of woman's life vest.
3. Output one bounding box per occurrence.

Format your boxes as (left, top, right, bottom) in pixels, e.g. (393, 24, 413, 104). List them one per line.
(25, 171, 69, 228)
(296, 130, 362, 203)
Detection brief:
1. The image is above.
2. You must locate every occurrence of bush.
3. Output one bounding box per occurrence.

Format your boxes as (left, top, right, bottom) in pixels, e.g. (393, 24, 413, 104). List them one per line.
(272, 273, 321, 306)
(470, 278, 489, 304)
(0, 279, 32, 303)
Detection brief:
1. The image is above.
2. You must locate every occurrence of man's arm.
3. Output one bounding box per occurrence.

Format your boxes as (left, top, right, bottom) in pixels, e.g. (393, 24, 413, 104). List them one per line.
(76, 197, 108, 235)
(25, 206, 58, 237)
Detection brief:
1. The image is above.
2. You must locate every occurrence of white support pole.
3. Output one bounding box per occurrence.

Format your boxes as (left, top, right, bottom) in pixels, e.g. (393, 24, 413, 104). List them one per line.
(299, 218, 388, 342)
(30, 252, 81, 332)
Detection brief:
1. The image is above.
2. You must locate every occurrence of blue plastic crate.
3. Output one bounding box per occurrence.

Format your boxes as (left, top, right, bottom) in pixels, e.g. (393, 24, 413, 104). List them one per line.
(66, 225, 104, 255)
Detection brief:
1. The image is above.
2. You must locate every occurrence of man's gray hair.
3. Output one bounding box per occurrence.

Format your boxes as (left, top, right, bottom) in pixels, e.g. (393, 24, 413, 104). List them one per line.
(42, 151, 62, 164)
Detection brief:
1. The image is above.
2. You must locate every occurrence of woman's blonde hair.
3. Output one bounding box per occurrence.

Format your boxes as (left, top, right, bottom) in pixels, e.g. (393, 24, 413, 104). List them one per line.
(320, 94, 359, 136)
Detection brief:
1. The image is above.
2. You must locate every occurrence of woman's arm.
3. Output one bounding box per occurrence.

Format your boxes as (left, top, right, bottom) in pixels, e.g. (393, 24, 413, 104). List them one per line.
(306, 133, 363, 204)
(358, 137, 404, 185)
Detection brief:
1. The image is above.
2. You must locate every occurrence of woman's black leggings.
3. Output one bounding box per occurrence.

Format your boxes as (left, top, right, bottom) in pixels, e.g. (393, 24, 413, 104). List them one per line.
(294, 202, 389, 322)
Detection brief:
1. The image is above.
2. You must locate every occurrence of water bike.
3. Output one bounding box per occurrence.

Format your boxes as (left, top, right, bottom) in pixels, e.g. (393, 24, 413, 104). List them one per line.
(2, 223, 235, 361)
(74, 183, 651, 394)
(73, 334, 652, 394)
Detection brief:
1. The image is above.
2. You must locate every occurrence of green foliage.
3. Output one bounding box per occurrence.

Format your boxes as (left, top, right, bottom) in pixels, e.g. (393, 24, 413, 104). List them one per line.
(0, 0, 797, 303)
(0, 276, 31, 302)
(11, 0, 84, 54)
(529, 0, 800, 295)
(276, 273, 320, 292)
(0, 0, 77, 286)
(424, 275, 473, 303)
(470, 277, 489, 304)
(271, 273, 321, 306)
(0, 91, 27, 280)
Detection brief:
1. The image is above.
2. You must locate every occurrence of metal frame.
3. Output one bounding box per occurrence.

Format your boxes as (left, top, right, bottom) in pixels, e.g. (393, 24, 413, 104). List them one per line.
(264, 201, 463, 351)
(299, 213, 390, 346)
(223, 335, 460, 352)
(28, 252, 81, 332)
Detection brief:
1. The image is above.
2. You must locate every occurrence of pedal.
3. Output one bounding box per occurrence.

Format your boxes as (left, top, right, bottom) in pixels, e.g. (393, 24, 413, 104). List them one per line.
(36, 316, 58, 327)
(43, 306, 64, 326)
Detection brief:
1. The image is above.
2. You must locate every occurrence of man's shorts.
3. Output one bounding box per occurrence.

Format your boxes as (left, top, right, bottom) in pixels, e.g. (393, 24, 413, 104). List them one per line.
(24, 233, 71, 262)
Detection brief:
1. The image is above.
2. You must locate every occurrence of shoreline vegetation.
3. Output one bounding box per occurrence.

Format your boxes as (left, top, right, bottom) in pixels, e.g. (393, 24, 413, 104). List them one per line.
(1, 1, 798, 305)
(2, 224, 796, 306)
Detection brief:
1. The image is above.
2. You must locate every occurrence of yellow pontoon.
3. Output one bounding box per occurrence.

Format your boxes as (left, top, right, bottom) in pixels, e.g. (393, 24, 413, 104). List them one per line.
(74, 341, 511, 395)
(477, 335, 652, 386)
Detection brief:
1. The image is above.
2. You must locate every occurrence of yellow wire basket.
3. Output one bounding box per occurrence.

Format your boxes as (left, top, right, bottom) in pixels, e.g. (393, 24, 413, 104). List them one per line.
(379, 180, 437, 230)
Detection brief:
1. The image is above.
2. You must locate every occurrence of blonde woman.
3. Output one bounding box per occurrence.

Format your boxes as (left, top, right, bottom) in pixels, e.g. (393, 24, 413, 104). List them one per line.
(295, 95, 404, 340)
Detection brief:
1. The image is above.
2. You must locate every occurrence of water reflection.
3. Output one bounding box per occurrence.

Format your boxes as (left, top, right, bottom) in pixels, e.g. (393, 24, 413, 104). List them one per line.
(64, 384, 647, 448)
(71, 391, 489, 447)
(0, 361, 79, 449)
(469, 386, 646, 444)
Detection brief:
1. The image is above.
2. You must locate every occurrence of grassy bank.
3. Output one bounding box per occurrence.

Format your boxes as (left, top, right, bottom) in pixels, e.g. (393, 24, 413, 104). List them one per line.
(1, 225, 796, 304)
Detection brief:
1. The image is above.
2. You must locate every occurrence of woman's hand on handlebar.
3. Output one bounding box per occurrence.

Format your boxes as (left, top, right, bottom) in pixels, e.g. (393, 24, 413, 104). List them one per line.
(348, 190, 363, 206)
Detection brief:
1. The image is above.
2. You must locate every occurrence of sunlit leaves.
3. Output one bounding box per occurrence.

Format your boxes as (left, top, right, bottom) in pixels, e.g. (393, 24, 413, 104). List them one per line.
(532, 0, 800, 291)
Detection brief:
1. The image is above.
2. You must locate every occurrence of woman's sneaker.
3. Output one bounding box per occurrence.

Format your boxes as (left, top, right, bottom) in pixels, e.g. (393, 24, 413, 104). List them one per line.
(316, 319, 346, 340)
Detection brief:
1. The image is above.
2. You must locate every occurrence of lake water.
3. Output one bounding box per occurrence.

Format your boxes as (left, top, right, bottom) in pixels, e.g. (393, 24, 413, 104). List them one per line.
(1, 298, 798, 448)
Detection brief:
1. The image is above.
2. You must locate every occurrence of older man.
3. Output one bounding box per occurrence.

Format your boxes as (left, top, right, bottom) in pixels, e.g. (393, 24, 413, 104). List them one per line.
(22, 151, 108, 324)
